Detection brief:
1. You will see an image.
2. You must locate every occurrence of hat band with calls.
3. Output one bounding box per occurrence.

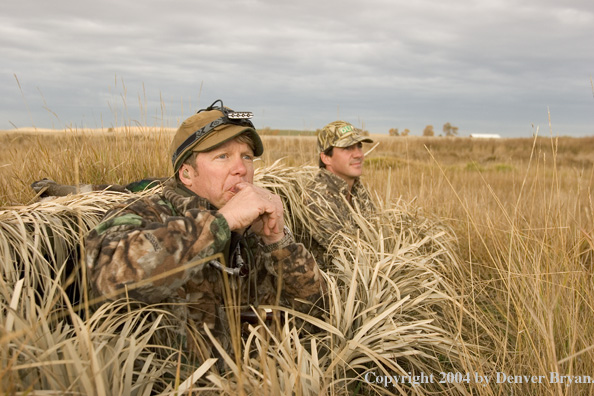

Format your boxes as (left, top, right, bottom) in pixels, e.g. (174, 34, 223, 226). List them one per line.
(171, 114, 254, 167)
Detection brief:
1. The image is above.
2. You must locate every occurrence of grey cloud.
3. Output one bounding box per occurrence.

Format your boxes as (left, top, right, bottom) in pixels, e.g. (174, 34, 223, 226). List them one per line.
(1, 0, 593, 135)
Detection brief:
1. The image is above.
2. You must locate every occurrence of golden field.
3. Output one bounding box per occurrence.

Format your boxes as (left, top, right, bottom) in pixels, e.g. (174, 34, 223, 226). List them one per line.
(1, 127, 594, 395)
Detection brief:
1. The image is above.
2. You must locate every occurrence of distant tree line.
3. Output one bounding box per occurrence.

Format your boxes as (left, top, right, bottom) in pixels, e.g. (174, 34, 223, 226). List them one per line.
(388, 128, 410, 137)
(389, 123, 459, 137)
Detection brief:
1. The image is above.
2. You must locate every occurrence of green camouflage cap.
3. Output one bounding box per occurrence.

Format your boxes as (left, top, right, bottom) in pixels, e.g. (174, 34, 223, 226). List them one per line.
(317, 121, 373, 152)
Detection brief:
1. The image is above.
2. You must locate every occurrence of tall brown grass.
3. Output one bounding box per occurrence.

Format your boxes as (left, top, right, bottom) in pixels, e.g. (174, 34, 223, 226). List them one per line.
(2, 128, 594, 394)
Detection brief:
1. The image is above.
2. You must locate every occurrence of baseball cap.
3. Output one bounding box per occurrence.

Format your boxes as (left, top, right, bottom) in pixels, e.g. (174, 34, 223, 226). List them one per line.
(170, 100, 264, 172)
(317, 121, 373, 152)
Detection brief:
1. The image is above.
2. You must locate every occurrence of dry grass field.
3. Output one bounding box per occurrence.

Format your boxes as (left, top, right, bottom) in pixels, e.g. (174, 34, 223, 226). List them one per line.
(1, 127, 594, 395)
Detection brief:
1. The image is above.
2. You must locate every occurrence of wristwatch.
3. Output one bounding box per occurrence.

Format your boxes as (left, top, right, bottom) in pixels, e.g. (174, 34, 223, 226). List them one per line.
(261, 226, 294, 252)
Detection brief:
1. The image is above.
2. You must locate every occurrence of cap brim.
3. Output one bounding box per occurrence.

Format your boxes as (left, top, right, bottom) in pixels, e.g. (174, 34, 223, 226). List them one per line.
(193, 125, 263, 156)
(333, 135, 374, 148)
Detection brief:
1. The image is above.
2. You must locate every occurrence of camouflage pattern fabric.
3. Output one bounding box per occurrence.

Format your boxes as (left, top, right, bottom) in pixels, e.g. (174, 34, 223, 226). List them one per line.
(303, 168, 376, 270)
(317, 120, 373, 152)
(85, 178, 325, 356)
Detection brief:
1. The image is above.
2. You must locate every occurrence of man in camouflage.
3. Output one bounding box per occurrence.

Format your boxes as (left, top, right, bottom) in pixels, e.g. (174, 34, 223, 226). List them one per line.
(84, 100, 326, 359)
(304, 121, 376, 269)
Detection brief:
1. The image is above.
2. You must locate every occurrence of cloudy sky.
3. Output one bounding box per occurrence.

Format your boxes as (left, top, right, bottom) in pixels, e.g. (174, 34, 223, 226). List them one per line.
(2, 0, 593, 137)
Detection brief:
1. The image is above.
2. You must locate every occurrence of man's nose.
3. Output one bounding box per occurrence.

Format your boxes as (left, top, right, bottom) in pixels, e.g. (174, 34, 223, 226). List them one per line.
(353, 146, 364, 158)
(230, 156, 248, 176)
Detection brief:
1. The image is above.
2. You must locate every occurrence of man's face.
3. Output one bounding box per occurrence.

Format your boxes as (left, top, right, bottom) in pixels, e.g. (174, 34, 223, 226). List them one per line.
(185, 138, 255, 208)
(322, 142, 364, 185)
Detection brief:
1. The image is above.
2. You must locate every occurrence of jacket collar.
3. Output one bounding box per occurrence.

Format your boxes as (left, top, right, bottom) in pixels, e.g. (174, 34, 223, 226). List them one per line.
(162, 178, 217, 214)
(318, 167, 364, 197)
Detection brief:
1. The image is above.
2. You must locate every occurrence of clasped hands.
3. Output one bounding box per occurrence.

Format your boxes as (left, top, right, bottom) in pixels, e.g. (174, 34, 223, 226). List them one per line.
(218, 182, 285, 244)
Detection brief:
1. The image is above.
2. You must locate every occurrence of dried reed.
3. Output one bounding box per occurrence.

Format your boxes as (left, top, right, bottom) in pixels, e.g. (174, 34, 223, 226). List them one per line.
(0, 162, 479, 395)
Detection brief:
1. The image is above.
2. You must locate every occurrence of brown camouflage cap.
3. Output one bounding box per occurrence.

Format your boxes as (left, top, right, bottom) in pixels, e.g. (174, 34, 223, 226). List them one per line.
(170, 105, 263, 172)
(317, 121, 373, 152)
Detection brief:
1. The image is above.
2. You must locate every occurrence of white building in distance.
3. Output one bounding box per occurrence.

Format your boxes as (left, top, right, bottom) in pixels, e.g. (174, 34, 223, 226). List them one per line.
(470, 133, 501, 139)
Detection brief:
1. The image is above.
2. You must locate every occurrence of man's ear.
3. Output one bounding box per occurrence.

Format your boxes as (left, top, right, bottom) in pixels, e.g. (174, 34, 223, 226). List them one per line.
(179, 165, 192, 186)
(320, 152, 332, 167)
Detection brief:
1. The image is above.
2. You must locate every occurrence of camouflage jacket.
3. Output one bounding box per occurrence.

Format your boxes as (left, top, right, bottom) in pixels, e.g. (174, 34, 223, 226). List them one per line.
(303, 168, 376, 269)
(85, 179, 325, 334)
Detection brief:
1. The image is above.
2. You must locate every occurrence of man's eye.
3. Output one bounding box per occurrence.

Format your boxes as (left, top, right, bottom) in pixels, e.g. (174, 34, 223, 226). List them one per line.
(216, 154, 228, 159)
(243, 155, 254, 161)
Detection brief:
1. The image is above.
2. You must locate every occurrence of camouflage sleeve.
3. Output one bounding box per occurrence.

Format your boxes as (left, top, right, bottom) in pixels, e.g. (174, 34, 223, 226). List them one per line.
(261, 239, 326, 316)
(85, 197, 230, 303)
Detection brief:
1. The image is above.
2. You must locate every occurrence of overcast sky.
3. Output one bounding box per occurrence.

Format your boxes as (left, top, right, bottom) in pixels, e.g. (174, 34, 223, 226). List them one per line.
(2, 0, 593, 137)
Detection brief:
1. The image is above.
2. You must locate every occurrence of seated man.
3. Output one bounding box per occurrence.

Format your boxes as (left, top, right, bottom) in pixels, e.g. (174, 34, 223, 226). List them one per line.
(84, 100, 326, 358)
(304, 121, 376, 270)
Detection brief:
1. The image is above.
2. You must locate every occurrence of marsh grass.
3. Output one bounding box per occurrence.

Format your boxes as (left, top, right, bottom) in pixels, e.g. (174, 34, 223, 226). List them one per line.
(1, 159, 482, 395)
(256, 165, 484, 394)
(1, 128, 594, 394)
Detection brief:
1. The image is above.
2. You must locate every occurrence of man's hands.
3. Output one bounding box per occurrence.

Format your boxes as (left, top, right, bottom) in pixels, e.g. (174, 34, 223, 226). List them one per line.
(218, 183, 285, 244)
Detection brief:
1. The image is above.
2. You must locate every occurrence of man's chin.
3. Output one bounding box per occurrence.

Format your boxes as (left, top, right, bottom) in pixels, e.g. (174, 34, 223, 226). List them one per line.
(350, 167, 363, 176)
(211, 194, 231, 209)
